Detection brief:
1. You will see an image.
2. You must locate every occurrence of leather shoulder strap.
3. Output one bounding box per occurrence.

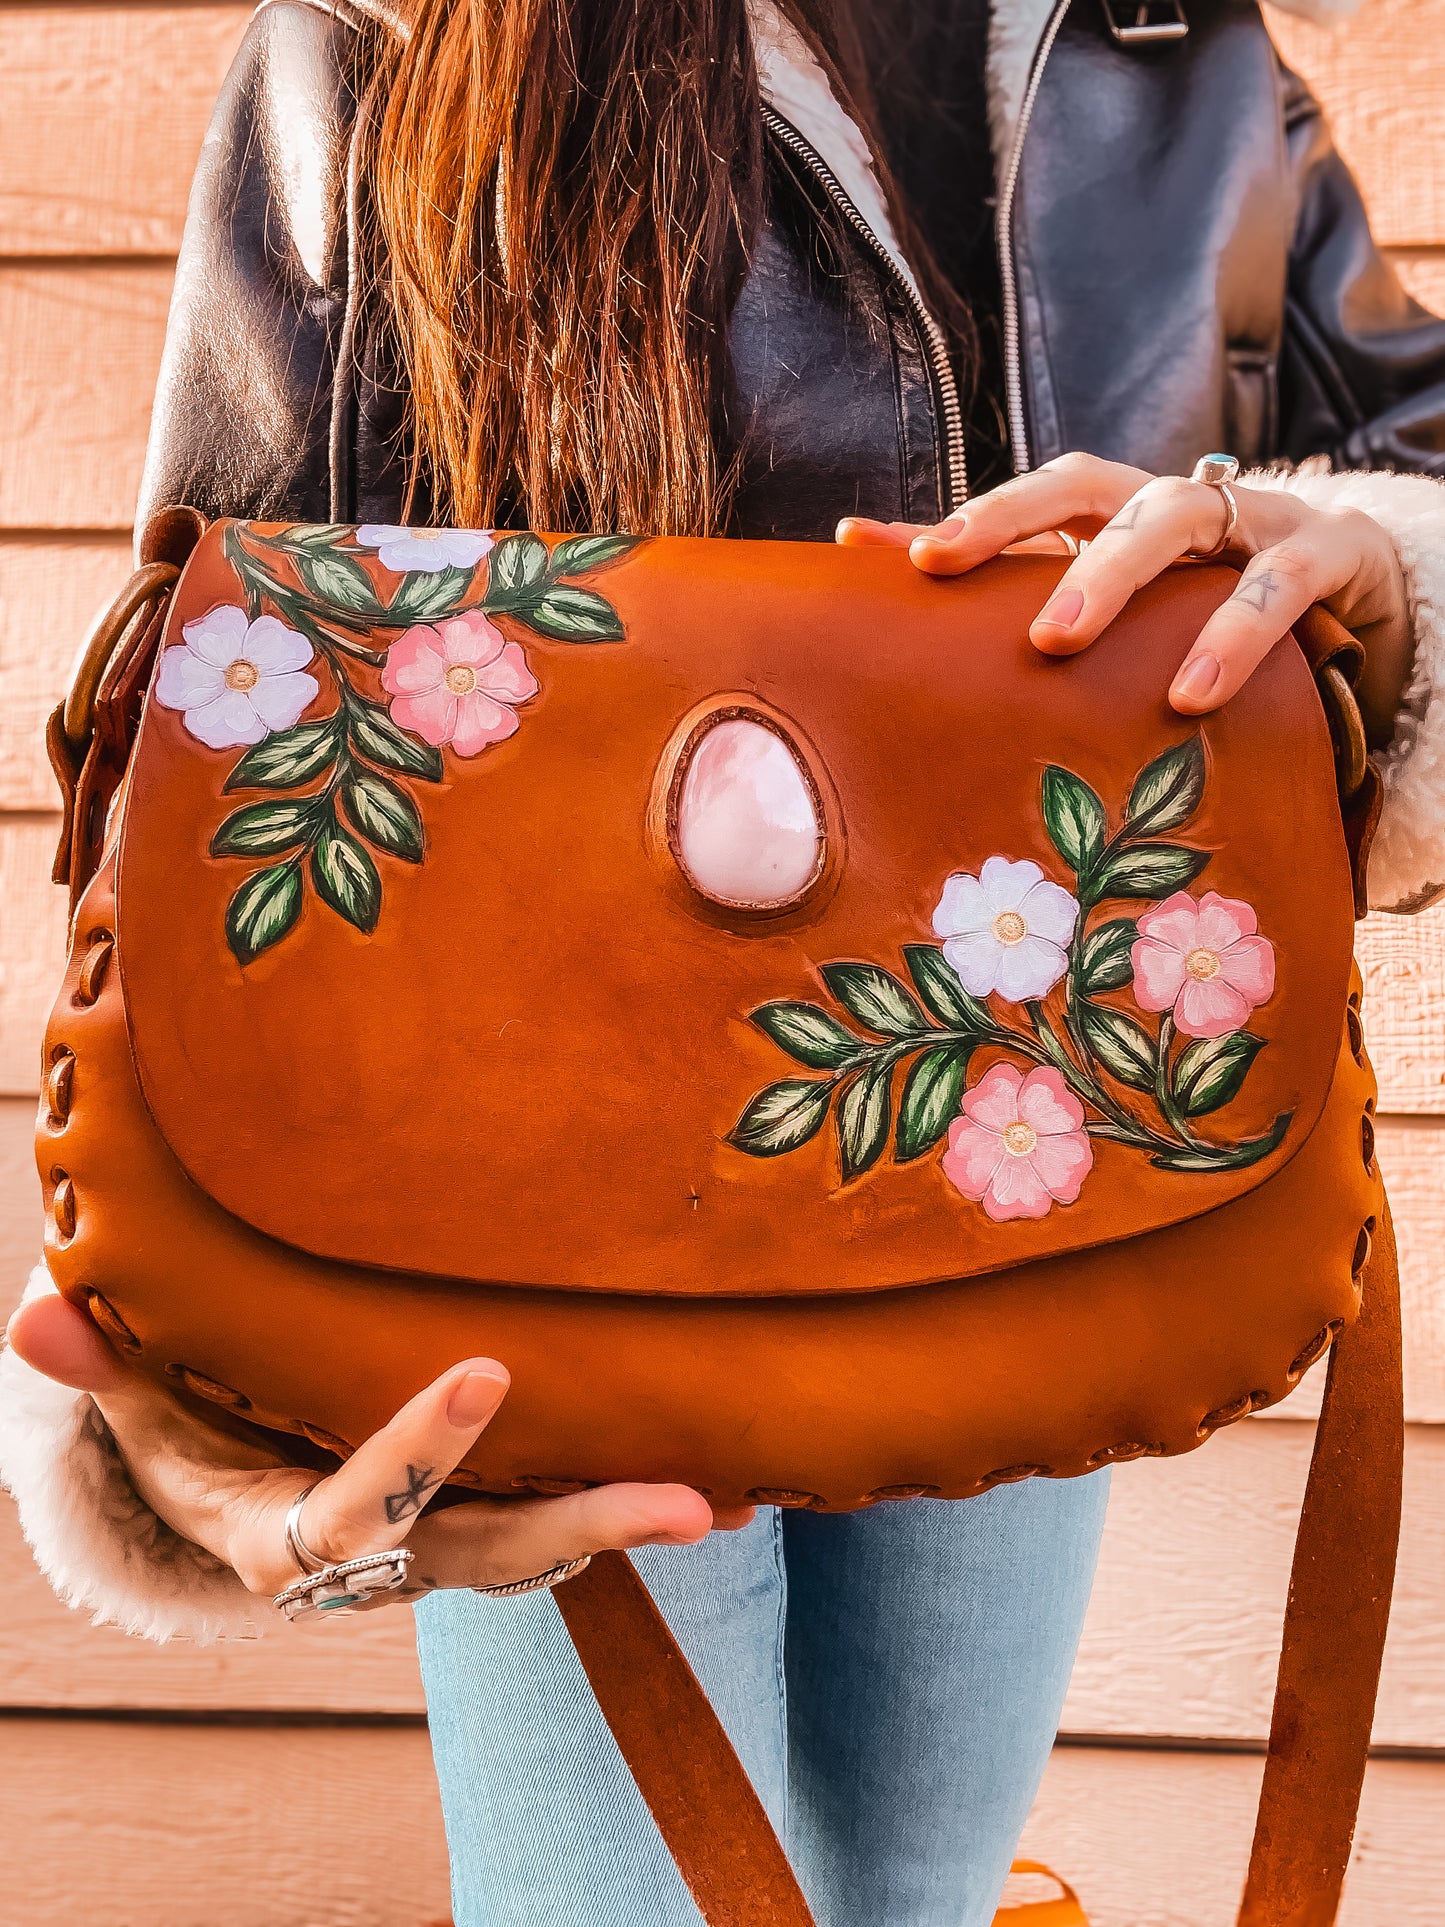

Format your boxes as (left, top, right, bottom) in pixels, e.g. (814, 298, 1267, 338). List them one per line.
(553, 1207, 1404, 1927)
(1237, 1201, 1404, 1927)
(555, 1549, 816, 1925)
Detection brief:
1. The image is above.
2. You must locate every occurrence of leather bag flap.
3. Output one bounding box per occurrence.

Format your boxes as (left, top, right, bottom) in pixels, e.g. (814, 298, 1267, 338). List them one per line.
(114, 524, 1355, 1296)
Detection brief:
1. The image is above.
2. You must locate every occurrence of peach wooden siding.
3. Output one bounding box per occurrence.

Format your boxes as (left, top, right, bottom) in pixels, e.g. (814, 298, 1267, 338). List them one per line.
(1, 3, 1442, 1923)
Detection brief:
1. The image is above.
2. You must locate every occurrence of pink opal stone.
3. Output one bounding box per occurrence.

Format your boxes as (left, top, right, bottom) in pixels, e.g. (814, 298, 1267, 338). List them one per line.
(675, 718, 821, 907)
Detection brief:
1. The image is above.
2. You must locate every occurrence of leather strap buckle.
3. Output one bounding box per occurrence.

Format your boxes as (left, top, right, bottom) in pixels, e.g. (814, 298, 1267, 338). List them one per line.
(1100, 0, 1188, 44)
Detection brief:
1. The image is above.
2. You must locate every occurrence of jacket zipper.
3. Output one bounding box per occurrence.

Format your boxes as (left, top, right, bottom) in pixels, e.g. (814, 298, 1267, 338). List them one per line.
(762, 103, 969, 510)
(997, 0, 1073, 474)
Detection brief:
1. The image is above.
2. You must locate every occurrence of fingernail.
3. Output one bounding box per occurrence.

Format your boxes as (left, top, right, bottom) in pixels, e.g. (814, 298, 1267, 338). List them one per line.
(447, 1369, 507, 1428)
(1036, 588, 1083, 629)
(1173, 653, 1221, 702)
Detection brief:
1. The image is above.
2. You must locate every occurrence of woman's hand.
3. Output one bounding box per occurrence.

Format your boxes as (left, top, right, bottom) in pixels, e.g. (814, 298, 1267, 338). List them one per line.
(837, 452, 1412, 743)
(7, 1291, 748, 1608)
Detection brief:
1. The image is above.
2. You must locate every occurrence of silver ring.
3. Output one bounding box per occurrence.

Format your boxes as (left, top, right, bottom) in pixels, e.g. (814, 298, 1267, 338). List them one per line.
(283, 1483, 329, 1577)
(1184, 453, 1241, 560)
(1054, 528, 1082, 558)
(274, 1547, 416, 1620)
(472, 1553, 593, 1599)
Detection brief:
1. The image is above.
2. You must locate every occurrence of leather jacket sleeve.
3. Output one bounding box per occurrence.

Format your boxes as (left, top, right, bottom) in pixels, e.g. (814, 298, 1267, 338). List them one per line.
(135, 2, 360, 534)
(1279, 65, 1445, 475)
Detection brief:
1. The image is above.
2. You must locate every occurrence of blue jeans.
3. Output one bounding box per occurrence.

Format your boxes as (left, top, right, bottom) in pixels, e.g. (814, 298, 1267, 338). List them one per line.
(417, 1476, 1109, 1927)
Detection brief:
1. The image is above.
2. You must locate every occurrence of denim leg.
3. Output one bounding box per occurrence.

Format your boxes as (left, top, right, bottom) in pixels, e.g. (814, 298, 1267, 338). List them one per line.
(415, 1507, 789, 1927)
(781, 1474, 1111, 1927)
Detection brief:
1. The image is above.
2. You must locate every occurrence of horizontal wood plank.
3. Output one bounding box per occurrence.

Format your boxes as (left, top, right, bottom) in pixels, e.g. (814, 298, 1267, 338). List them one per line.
(1065, 1418, 1445, 1751)
(1019, 1745, 1445, 1927)
(1357, 905, 1445, 1114)
(0, 262, 173, 530)
(0, 818, 68, 1096)
(1251, 1117, 1445, 1425)
(2, 1716, 452, 1926)
(1268, 0, 1445, 249)
(0, 6, 248, 258)
(0, 535, 134, 810)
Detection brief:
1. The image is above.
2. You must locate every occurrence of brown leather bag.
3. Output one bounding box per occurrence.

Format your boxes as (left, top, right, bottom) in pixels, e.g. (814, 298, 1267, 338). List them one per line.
(41, 511, 1402, 1927)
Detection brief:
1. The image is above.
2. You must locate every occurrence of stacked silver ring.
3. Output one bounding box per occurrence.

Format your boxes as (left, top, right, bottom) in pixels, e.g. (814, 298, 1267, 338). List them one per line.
(273, 1483, 415, 1620)
(1184, 452, 1241, 559)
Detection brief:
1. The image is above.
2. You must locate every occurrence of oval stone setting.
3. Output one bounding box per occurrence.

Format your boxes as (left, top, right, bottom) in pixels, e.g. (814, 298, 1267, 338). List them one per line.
(674, 716, 822, 908)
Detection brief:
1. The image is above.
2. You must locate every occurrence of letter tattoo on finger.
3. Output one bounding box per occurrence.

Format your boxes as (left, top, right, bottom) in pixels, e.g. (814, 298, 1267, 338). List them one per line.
(385, 1462, 442, 1525)
(1233, 568, 1283, 615)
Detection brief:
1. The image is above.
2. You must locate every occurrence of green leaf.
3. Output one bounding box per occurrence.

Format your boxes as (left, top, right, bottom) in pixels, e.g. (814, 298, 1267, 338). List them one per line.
(225, 861, 302, 965)
(386, 567, 475, 624)
(836, 1060, 893, 1181)
(295, 547, 383, 615)
(895, 1045, 969, 1162)
(347, 698, 444, 781)
(1092, 843, 1210, 901)
(342, 768, 424, 862)
(1079, 1000, 1158, 1091)
(749, 1002, 863, 1070)
(223, 718, 340, 792)
(210, 798, 318, 858)
(728, 1078, 833, 1158)
(1172, 1030, 1267, 1117)
(1078, 917, 1138, 994)
(1149, 1110, 1292, 1172)
(311, 819, 382, 933)
(281, 524, 350, 552)
(521, 586, 626, 643)
(1126, 736, 1206, 839)
(1041, 765, 1106, 877)
(820, 962, 927, 1038)
(547, 534, 639, 578)
(488, 533, 550, 596)
(901, 944, 993, 1033)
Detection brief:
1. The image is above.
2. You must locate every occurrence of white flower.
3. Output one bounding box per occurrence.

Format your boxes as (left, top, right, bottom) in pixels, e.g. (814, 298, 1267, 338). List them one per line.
(155, 606, 319, 750)
(355, 525, 494, 575)
(932, 855, 1079, 1003)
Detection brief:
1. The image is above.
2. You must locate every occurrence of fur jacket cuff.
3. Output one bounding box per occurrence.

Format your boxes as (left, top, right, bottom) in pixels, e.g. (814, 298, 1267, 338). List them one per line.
(0, 1266, 268, 1643)
(1245, 464, 1445, 914)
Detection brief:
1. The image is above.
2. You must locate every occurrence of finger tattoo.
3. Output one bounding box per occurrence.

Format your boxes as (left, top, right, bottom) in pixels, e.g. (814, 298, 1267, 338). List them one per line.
(1233, 568, 1283, 615)
(384, 1462, 442, 1524)
(1103, 500, 1145, 533)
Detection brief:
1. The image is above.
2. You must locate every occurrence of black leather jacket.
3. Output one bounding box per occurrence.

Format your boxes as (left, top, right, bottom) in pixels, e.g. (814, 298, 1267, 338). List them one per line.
(139, 0, 1445, 542)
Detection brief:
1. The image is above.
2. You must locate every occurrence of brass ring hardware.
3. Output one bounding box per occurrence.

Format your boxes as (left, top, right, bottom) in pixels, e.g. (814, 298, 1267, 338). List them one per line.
(1316, 661, 1369, 803)
(62, 561, 179, 755)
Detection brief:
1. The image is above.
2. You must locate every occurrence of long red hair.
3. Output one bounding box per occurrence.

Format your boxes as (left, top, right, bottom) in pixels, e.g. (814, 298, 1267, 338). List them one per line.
(365, 0, 965, 534)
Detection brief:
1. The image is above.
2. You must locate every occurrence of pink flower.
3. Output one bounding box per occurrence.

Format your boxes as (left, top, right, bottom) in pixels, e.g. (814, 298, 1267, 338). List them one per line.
(1131, 890, 1276, 1039)
(942, 1064, 1093, 1222)
(382, 610, 539, 757)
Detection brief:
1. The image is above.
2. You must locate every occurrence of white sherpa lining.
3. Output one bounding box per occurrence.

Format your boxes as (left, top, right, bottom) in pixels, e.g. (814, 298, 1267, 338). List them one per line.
(1246, 466, 1445, 913)
(0, 1266, 268, 1643)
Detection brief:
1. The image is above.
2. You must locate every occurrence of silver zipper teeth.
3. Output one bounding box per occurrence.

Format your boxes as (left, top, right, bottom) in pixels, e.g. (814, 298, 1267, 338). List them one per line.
(997, 0, 1073, 475)
(762, 103, 968, 510)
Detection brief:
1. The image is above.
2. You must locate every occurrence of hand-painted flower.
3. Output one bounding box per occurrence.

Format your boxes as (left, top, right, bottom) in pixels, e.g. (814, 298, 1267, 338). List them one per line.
(355, 525, 494, 575)
(382, 610, 539, 757)
(1131, 890, 1276, 1039)
(154, 605, 319, 750)
(932, 856, 1079, 1003)
(942, 1063, 1093, 1221)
